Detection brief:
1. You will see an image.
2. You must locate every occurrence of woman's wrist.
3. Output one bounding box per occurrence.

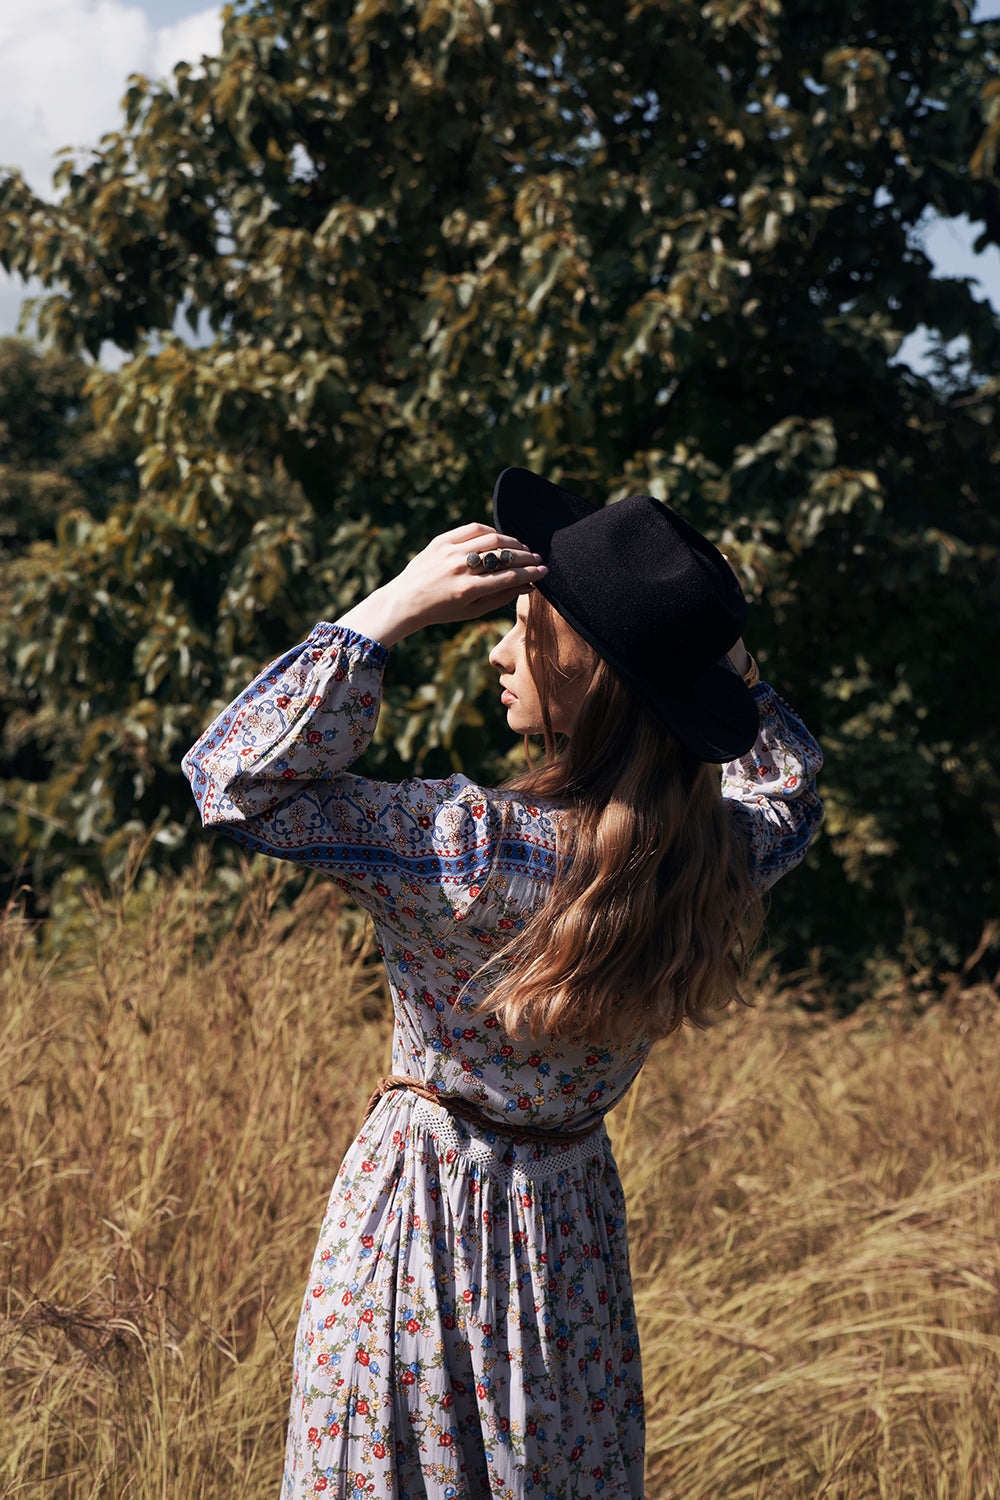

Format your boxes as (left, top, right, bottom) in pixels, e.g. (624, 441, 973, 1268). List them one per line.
(333, 583, 418, 649)
(727, 641, 751, 677)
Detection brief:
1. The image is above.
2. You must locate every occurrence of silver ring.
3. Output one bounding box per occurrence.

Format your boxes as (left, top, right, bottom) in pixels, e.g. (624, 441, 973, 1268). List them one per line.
(466, 551, 483, 570)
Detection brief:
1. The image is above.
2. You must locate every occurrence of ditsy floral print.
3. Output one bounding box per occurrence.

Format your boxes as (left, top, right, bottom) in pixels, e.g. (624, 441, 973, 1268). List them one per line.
(183, 623, 823, 1499)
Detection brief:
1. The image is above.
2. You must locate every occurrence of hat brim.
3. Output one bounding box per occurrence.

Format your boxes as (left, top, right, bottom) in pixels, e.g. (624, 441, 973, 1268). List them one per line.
(493, 466, 760, 762)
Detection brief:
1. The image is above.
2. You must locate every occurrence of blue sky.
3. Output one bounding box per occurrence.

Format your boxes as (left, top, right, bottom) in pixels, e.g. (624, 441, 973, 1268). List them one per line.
(1, 0, 998, 363)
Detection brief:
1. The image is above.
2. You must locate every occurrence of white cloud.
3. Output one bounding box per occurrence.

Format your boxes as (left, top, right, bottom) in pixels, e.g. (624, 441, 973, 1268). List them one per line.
(0, 0, 222, 341)
(0, 0, 222, 199)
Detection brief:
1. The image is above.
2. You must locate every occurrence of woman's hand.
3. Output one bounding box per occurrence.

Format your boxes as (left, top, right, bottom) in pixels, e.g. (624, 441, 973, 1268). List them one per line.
(334, 522, 548, 648)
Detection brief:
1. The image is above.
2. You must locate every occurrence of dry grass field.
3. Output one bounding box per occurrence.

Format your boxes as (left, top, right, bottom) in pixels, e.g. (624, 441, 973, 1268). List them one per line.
(2, 858, 999, 1499)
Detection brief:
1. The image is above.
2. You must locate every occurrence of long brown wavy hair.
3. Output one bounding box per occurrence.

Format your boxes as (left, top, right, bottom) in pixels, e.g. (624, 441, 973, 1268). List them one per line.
(479, 591, 764, 1044)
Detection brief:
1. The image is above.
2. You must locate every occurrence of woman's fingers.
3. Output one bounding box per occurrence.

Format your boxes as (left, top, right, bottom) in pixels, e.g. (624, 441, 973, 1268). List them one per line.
(463, 545, 541, 574)
(439, 521, 540, 558)
(459, 567, 545, 618)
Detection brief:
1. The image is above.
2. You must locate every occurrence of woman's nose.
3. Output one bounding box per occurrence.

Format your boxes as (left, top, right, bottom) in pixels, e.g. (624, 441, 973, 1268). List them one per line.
(489, 631, 513, 670)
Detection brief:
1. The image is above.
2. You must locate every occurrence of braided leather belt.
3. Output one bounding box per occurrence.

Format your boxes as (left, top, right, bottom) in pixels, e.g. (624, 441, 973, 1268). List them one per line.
(363, 1073, 601, 1146)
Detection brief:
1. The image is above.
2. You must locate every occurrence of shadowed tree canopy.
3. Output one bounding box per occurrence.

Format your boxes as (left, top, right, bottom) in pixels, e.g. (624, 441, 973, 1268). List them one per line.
(0, 0, 997, 987)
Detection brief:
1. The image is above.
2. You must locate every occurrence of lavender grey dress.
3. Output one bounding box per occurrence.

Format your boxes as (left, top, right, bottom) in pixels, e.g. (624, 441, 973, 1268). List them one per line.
(183, 623, 823, 1500)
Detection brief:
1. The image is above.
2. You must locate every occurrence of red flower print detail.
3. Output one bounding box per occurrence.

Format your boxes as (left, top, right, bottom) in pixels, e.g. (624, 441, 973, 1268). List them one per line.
(342, 1292, 353, 1306)
(361, 1235, 373, 1248)
(314, 1480, 328, 1493)
(586, 1055, 600, 1066)
(557, 1337, 569, 1352)
(401, 1370, 415, 1385)
(528, 1054, 541, 1067)
(433, 946, 445, 958)
(518, 1096, 530, 1110)
(498, 1417, 510, 1433)
(362, 1161, 374, 1172)
(333, 667, 346, 681)
(312, 1286, 324, 1298)
(593, 1466, 604, 1478)
(477, 932, 491, 945)
(317, 1353, 330, 1365)
(357, 1350, 369, 1366)
(484, 1017, 498, 1028)
(455, 969, 469, 982)
(276, 695, 290, 709)
(463, 1289, 473, 1302)
(308, 1427, 319, 1446)
(784, 775, 799, 788)
(500, 1044, 513, 1058)
(405, 1318, 420, 1333)
(403, 907, 416, 919)
(588, 1089, 601, 1103)
(361, 1308, 374, 1323)
(324, 1314, 336, 1329)
(306, 1331, 315, 1345)
(623, 1347, 634, 1362)
(329, 1422, 340, 1438)
(373, 1443, 386, 1459)
(403, 950, 414, 961)
(360, 693, 373, 707)
(320, 1250, 331, 1261)
(498, 917, 514, 929)
(282, 768, 298, 779)
(469, 884, 481, 899)
(462, 1028, 477, 1040)
(527, 1421, 538, 1436)
(307, 731, 322, 743)
(598, 1289, 608, 1304)
(562, 1082, 575, 1094)
(570, 1445, 582, 1460)
(443, 1314, 456, 1330)
(356, 1399, 369, 1414)
(593, 1398, 606, 1412)
(418, 815, 432, 829)
(440, 1433, 453, 1447)
(375, 882, 390, 897)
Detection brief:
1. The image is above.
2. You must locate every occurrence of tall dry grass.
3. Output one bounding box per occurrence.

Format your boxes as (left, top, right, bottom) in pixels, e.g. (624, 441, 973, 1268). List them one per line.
(2, 861, 999, 1498)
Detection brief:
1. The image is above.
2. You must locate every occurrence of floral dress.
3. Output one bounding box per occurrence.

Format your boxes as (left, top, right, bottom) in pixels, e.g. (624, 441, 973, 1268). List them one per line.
(182, 623, 823, 1500)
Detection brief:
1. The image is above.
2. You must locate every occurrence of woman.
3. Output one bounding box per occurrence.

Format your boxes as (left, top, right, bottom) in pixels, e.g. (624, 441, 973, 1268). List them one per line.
(183, 466, 823, 1500)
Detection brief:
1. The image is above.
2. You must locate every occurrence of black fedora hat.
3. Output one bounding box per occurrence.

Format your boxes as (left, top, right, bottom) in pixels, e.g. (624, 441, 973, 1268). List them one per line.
(492, 466, 759, 762)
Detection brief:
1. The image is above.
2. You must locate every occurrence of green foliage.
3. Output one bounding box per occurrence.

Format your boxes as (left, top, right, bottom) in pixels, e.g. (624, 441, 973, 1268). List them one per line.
(0, 339, 138, 885)
(0, 0, 997, 979)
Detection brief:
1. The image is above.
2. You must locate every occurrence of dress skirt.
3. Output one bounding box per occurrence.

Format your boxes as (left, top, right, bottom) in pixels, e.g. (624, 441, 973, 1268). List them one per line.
(282, 1093, 645, 1500)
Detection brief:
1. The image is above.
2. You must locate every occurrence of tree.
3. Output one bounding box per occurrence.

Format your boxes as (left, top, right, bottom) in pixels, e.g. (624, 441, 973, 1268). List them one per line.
(0, 338, 136, 894)
(0, 0, 997, 984)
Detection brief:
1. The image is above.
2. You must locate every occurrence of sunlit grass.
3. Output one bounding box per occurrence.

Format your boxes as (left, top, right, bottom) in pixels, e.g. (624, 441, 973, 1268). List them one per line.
(2, 862, 999, 1497)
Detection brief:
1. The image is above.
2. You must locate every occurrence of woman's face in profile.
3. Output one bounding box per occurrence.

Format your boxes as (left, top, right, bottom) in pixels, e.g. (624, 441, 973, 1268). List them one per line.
(489, 593, 593, 738)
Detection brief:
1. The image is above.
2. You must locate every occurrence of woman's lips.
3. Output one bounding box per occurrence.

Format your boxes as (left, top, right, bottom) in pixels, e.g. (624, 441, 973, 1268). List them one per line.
(501, 689, 516, 705)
